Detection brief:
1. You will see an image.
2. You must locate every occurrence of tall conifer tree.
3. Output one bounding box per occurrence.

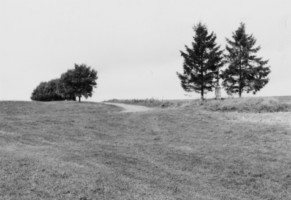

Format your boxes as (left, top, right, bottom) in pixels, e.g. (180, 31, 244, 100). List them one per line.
(177, 23, 224, 100)
(221, 23, 270, 97)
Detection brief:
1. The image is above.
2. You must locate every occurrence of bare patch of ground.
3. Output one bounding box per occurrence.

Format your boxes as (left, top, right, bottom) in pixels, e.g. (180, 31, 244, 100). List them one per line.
(104, 102, 153, 113)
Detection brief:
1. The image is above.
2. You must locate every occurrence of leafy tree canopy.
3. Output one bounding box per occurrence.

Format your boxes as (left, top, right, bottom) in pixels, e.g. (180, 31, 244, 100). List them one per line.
(31, 79, 65, 101)
(60, 64, 98, 102)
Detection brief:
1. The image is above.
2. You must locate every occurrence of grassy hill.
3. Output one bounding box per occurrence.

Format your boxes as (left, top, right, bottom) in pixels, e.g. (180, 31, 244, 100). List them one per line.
(107, 96, 291, 112)
(0, 100, 290, 199)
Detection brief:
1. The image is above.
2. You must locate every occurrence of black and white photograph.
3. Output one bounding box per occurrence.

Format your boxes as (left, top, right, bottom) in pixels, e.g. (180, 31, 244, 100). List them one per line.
(0, 0, 290, 199)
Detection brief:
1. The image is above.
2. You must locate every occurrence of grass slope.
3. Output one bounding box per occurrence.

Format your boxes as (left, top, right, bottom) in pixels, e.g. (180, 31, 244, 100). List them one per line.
(0, 101, 290, 200)
(107, 96, 291, 113)
(201, 97, 291, 112)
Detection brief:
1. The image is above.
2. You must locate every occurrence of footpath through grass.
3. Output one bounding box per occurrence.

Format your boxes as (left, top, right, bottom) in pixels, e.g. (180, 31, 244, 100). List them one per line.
(107, 96, 291, 113)
(0, 101, 290, 200)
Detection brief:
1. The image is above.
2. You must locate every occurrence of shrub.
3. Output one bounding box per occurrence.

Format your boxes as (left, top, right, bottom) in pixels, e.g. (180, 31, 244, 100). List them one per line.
(31, 79, 65, 101)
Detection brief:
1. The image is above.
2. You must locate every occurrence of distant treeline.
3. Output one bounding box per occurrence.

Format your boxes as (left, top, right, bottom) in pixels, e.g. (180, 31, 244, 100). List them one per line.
(31, 64, 98, 102)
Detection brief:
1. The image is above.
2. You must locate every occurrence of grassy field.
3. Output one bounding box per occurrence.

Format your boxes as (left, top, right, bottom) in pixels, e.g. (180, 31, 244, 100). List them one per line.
(0, 99, 291, 199)
(107, 96, 291, 112)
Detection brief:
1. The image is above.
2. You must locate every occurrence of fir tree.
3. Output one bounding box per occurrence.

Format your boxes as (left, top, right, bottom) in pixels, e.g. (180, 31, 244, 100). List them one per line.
(177, 23, 224, 100)
(221, 23, 270, 97)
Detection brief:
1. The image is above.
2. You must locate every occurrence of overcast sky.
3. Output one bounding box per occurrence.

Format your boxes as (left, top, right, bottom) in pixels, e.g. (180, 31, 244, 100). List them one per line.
(1, 0, 290, 101)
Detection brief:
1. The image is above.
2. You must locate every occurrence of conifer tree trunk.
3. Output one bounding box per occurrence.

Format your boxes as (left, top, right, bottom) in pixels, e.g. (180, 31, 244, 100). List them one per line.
(201, 59, 204, 100)
(78, 96, 81, 102)
(239, 55, 242, 98)
(239, 72, 242, 98)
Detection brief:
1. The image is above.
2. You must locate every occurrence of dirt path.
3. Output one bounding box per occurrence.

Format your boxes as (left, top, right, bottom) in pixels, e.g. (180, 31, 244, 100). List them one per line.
(104, 102, 153, 113)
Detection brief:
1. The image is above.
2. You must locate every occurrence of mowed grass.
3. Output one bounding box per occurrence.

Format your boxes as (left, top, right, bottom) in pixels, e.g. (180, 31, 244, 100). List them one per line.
(0, 101, 291, 200)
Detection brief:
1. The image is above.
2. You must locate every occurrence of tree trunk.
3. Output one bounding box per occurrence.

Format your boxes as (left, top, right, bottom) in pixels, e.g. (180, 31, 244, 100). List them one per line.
(239, 49, 242, 98)
(201, 59, 204, 101)
(201, 89, 204, 101)
(78, 96, 81, 102)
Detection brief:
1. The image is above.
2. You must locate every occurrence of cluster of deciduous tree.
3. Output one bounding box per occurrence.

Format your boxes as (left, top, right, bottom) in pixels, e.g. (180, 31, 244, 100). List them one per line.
(177, 22, 271, 100)
(31, 64, 98, 102)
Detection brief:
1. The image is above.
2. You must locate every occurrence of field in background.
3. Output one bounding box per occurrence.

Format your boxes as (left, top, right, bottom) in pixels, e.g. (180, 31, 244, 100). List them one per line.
(0, 99, 291, 199)
(107, 96, 291, 112)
